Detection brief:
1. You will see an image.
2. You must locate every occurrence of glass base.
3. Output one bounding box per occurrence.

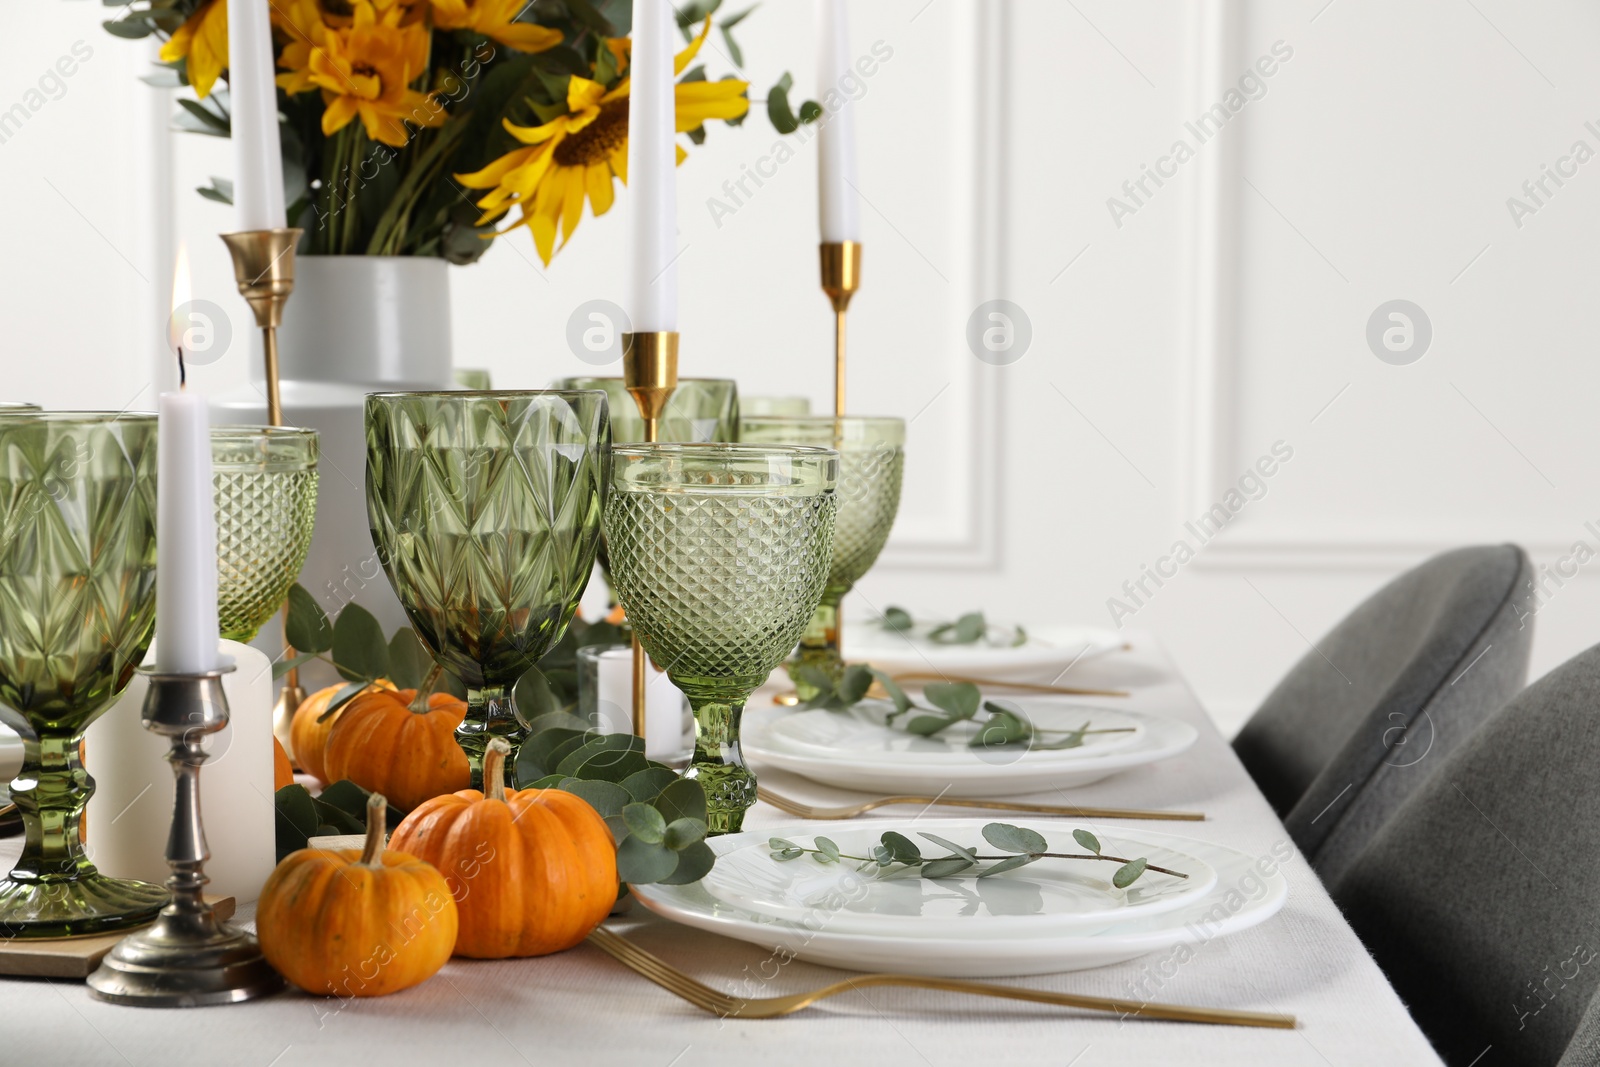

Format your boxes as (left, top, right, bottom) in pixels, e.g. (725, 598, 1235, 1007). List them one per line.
(789, 594, 845, 701)
(0, 872, 169, 939)
(685, 760, 755, 836)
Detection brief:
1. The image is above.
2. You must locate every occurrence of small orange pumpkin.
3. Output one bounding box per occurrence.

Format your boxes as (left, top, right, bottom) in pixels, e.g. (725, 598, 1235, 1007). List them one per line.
(323, 687, 470, 812)
(257, 792, 458, 997)
(273, 737, 294, 791)
(290, 679, 395, 783)
(390, 739, 617, 958)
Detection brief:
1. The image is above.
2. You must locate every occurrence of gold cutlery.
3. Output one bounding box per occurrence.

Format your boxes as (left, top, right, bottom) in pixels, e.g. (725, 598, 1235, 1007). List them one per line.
(756, 787, 1203, 822)
(586, 925, 1294, 1028)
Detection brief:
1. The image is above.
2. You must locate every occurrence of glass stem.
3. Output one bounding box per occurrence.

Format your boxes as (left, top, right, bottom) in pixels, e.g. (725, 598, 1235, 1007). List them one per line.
(790, 589, 845, 700)
(458, 685, 527, 790)
(682, 694, 754, 835)
(9, 732, 94, 881)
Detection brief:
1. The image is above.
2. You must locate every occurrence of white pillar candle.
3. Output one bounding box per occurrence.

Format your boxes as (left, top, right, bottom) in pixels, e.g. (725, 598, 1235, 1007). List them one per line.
(227, 0, 287, 230)
(815, 0, 861, 242)
(625, 0, 679, 332)
(595, 647, 685, 760)
(86, 640, 278, 904)
(156, 389, 222, 674)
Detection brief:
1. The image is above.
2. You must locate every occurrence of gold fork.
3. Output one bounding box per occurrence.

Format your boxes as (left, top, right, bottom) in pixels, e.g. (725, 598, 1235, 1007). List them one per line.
(586, 926, 1294, 1028)
(756, 787, 1204, 822)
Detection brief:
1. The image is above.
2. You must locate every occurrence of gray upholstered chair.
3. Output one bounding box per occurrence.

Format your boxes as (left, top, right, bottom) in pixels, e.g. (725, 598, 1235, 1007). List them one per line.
(1332, 642, 1600, 1067)
(1232, 544, 1533, 885)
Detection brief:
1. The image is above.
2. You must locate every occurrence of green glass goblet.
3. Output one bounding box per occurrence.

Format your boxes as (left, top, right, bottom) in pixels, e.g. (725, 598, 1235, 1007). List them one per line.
(553, 377, 740, 444)
(739, 416, 905, 698)
(605, 444, 839, 834)
(212, 426, 319, 642)
(0, 412, 169, 937)
(365, 391, 610, 787)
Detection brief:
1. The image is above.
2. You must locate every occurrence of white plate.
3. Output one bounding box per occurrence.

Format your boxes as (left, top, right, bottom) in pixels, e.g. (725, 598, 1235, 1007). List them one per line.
(843, 623, 1124, 683)
(744, 705, 1197, 797)
(632, 821, 1289, 977)
(766, 700, 1146, 764)
(700, 825, 1217, 937)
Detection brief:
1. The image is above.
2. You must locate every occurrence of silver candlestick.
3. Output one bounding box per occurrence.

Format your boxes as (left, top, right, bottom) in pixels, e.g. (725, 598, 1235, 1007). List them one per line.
(87, 665, 283, 1006)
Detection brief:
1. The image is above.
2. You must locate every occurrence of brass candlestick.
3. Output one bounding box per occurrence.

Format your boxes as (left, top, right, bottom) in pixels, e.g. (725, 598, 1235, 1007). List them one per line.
(220, 227, 307, 745)
(87, 666, 283, 1006)
(622, 331, 680, 737)
(819, 241, 862, 415)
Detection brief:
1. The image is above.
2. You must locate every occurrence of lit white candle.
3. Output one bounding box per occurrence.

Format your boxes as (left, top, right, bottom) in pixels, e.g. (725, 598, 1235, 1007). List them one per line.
(595, 647, 685, 760)
(157, 256, 222, 673)
(815, 0, 860, 242)
(227, 0, 287, 230)
(625, 0, 678, 332)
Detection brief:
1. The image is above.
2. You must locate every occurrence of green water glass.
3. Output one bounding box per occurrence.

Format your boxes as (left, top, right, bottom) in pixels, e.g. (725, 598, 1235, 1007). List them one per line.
(739, 416, 905, 696)
(365, 390, 610, 786)
(0, 412, 169, 937)
(453, 368, 494, 390)
(553, 377, 739, 444)
(741, 396, 811, 417)
(212, 426, 319, 642)
(605, 444, 838, 834)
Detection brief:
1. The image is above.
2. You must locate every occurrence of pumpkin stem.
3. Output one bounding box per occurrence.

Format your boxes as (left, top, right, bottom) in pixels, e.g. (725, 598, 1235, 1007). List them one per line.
(483, 738, 511, 803)
(360, 792, 388, 866)
(407, 662, 444, 714)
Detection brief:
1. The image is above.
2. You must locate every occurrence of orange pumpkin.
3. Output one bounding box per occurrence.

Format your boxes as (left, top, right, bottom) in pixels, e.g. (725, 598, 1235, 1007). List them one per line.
(290, 679, 395, 783)
(257, 792, 458, 997)
(390, 739, 617, 958)
(273, 737, 294, 791)
(323, 688, 470, 812)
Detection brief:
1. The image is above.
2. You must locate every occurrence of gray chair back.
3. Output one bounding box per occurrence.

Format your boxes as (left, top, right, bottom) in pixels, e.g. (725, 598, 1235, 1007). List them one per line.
(1233, 544, 1533, 884)
(1332, 642, 1600, 1067)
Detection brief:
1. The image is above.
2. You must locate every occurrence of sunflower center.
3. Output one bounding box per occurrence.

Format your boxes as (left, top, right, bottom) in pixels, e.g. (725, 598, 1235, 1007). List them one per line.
(553, 100, 630, 167)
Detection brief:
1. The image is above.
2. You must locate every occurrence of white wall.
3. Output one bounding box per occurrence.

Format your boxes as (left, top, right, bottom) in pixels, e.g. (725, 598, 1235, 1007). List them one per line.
(6, 0, 1596, 737)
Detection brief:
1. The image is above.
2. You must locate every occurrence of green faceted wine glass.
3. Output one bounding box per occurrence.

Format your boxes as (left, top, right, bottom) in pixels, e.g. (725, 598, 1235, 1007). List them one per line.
(741, 396, 811, 417)
(739, 416, 905, 697)
(212, 426, 319, 642)
(366, 391, 610, 786)
(0, 412, 169, 937)
(605, 444, 838, 834)
(554, 377, 739, 444)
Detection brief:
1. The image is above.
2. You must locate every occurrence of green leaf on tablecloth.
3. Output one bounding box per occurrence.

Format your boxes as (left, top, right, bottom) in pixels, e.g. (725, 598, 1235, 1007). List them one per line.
(983, 823, 1047, 855)
(1073, 829, 1101, 854)
(923, 682, 981, 719)
(655, 777, 708, 826)
(620, 766, 678, 803)
(1112, 858, 1148, 889)
(617, 835, 679, 883)
(663, 818, 708, 851)
(285, 583, 333, 653)
(386, 628, 431, 691)
(622, 802, 667, 844)
(332, 603, 388, 682)
(929, 612, 987, 645)
(658, 841, 716, 884)
(881, 606, 914, 632)
(557, 778, 630, 820)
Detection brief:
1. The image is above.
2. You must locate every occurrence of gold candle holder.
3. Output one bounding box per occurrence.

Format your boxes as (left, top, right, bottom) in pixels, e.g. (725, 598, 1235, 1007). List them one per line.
(819, 241, 862, 415)
(622, 331, 680, 737)
(220, 227, 306, 738)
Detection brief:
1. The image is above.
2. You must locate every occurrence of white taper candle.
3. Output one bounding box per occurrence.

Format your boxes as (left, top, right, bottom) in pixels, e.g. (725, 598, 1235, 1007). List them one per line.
(227, 0, 287, 230)
(155, 389, 222, 673)
(625, 0, 679, 332)
(816, 0, 861, 242)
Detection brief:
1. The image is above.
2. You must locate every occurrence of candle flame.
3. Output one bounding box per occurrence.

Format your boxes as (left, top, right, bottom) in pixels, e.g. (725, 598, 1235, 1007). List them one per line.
(168, 243, 192, 357)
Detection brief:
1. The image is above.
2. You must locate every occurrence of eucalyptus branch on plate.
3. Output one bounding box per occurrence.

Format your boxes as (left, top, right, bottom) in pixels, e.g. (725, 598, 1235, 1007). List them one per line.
(879, 606, 1027, 648)
(768, 824, 1184, 889)
(799, 665, 1133, 751)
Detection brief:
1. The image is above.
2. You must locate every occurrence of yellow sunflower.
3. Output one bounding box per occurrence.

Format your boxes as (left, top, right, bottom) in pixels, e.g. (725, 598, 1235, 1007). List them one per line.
(273, 0, 328, 95)
(456, 17, 748, 265)
(160, 0, 229, 99)
(279, 0, 442, 147)
(429, 0, 563, 54)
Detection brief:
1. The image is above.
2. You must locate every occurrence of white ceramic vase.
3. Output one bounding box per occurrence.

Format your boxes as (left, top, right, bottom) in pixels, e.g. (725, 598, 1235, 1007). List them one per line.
(212, 255, 454, 665)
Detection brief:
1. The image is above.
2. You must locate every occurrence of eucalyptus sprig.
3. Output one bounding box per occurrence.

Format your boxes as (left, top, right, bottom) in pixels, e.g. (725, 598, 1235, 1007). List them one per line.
(801, 666, 1132, 750)
(879, 606, 1027, 648)
(768, 824, 1184, 889)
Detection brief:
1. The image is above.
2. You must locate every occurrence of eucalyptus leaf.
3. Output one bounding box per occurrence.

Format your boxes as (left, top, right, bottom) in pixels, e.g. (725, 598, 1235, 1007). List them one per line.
(620, 766, 678, 803)
(1112, 857, 1148, 889)
(869, 669, 912, 715)
(656, 777, 709, 825)
(285, 583, 332, 653)
(767, 71, 800, 134)
(919, 857, 974, 879)
(917, 832, 978, 863)
(274, 784, 318, 861)
(904, 712, 958, 736)
(923, 682, 981, 719)
(1073, 829, 1102, 854)
(514, 727, 586, 782)
(622, 802, 667, 844)
(557, 778, 630, 820)
(271, 651, 318, 680)
(662, 817, 707, 851)
(815, 836, 840, 862)
(881, 606, 913, 632)
(316, 780, 371, 821)
(316, 681, 371, 723)
(514, 666, 565, 721)
(838, 664, 873, 704)
(387, 628, 431, 691)
(976, 855, 1038, 878)
(616, 835, 679, 883)
(557, 735, 649, 782)
(982, 823, 1048, 855)
(658, 840, 716, 884)
(769, 837, 799, 851)
(775, 848, 804, 861)
(880, 830, 922, 865)
(331, 603, 388, 683)
(970, 706, 1031, 748)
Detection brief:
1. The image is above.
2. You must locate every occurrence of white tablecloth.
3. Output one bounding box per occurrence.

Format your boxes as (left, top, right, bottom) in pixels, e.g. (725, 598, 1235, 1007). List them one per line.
(0, 634, 1441, 1066)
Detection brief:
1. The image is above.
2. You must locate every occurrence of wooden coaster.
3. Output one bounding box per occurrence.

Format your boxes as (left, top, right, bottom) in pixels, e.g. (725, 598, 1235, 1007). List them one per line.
(0, 897, 236, 980)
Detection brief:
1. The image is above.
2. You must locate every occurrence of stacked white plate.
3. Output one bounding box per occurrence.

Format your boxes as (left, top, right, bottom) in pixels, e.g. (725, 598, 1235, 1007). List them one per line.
(843, 622, 1125, 683)
(743, 698, 1198, 796)
(633, 820, 1289, 976)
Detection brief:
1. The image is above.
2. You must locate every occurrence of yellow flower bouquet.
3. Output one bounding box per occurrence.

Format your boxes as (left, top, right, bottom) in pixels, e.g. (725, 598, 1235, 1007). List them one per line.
(105, 0, 752, 263)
